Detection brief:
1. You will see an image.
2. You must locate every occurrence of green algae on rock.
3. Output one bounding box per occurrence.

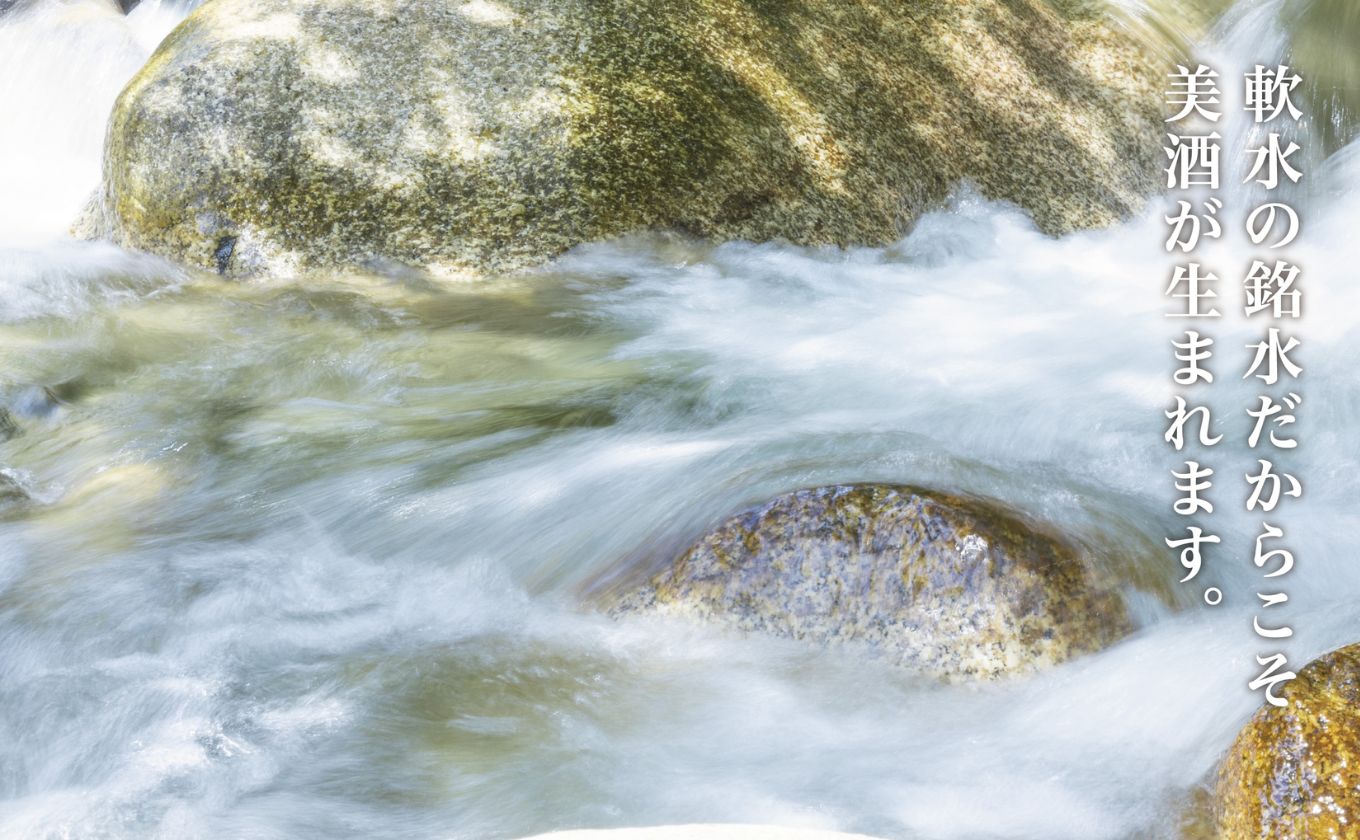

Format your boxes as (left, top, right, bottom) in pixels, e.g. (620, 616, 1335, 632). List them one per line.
(1215, 643, 1360, 839)
(609, 484, 1133, 680)
(91, 0, 1166, 277)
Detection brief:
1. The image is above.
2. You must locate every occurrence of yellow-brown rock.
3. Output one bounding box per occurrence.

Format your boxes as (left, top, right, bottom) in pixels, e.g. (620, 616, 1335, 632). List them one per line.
(609, 484, 1133, 681)
(1216, 643, 1360, 839)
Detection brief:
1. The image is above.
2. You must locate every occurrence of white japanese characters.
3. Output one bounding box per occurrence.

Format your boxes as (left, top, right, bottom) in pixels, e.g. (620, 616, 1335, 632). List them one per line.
(1163, 63, 1305, 707)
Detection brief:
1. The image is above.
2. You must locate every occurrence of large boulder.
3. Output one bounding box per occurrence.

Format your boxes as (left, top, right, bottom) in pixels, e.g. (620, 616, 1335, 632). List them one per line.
(609, 484, 1133, 680)
(1215, 643, 1360, 838)
(90, 0, 1165, 277)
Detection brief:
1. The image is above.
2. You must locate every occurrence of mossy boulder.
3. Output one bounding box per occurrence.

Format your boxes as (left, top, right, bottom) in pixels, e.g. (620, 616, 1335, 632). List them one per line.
(1215, 643, 1360, 839)
(91, 0, 1166, 277)
(609, 484, 1133, 680)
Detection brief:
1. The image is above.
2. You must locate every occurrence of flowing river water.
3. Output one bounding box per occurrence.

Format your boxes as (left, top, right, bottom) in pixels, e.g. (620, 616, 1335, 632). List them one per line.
(2, 1, 1359, 838)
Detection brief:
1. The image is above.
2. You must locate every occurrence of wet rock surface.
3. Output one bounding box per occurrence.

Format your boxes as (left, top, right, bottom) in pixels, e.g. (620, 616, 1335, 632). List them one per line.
(610, 484, 1134, 680)
(1215, 643, 1360, 839)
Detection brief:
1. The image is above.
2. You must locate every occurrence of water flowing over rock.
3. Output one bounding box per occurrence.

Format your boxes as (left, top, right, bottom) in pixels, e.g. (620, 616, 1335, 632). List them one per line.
(0, 0, 136, 17)
(609, 484, 1133, 680)
(0, 471, 30, 509)
(1214, 643, 1360, 838)
(1286, 0, 1360, 155)
(90, 0, 1166, 277)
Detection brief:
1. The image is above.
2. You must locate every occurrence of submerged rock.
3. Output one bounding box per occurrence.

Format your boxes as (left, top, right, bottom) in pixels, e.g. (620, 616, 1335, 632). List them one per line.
(1215, 643, 1360, 838)
(0, 0, 135, 17)
(610, 484, 1133, 680)
(0, 385, 65, 442)
(0, 470, 32, 509)
(94, 0, 1166, 277)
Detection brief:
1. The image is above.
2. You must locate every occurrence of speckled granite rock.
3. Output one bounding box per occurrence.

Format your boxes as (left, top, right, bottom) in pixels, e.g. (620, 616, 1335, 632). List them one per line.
(610, 484, 1133, 680)
(1215, 643, 1360, 839)
(90, 0, 1166, 277)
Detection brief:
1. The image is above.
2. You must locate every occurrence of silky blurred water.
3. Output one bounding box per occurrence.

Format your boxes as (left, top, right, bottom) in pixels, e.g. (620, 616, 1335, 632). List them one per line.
(1, 1, 1359, 839)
